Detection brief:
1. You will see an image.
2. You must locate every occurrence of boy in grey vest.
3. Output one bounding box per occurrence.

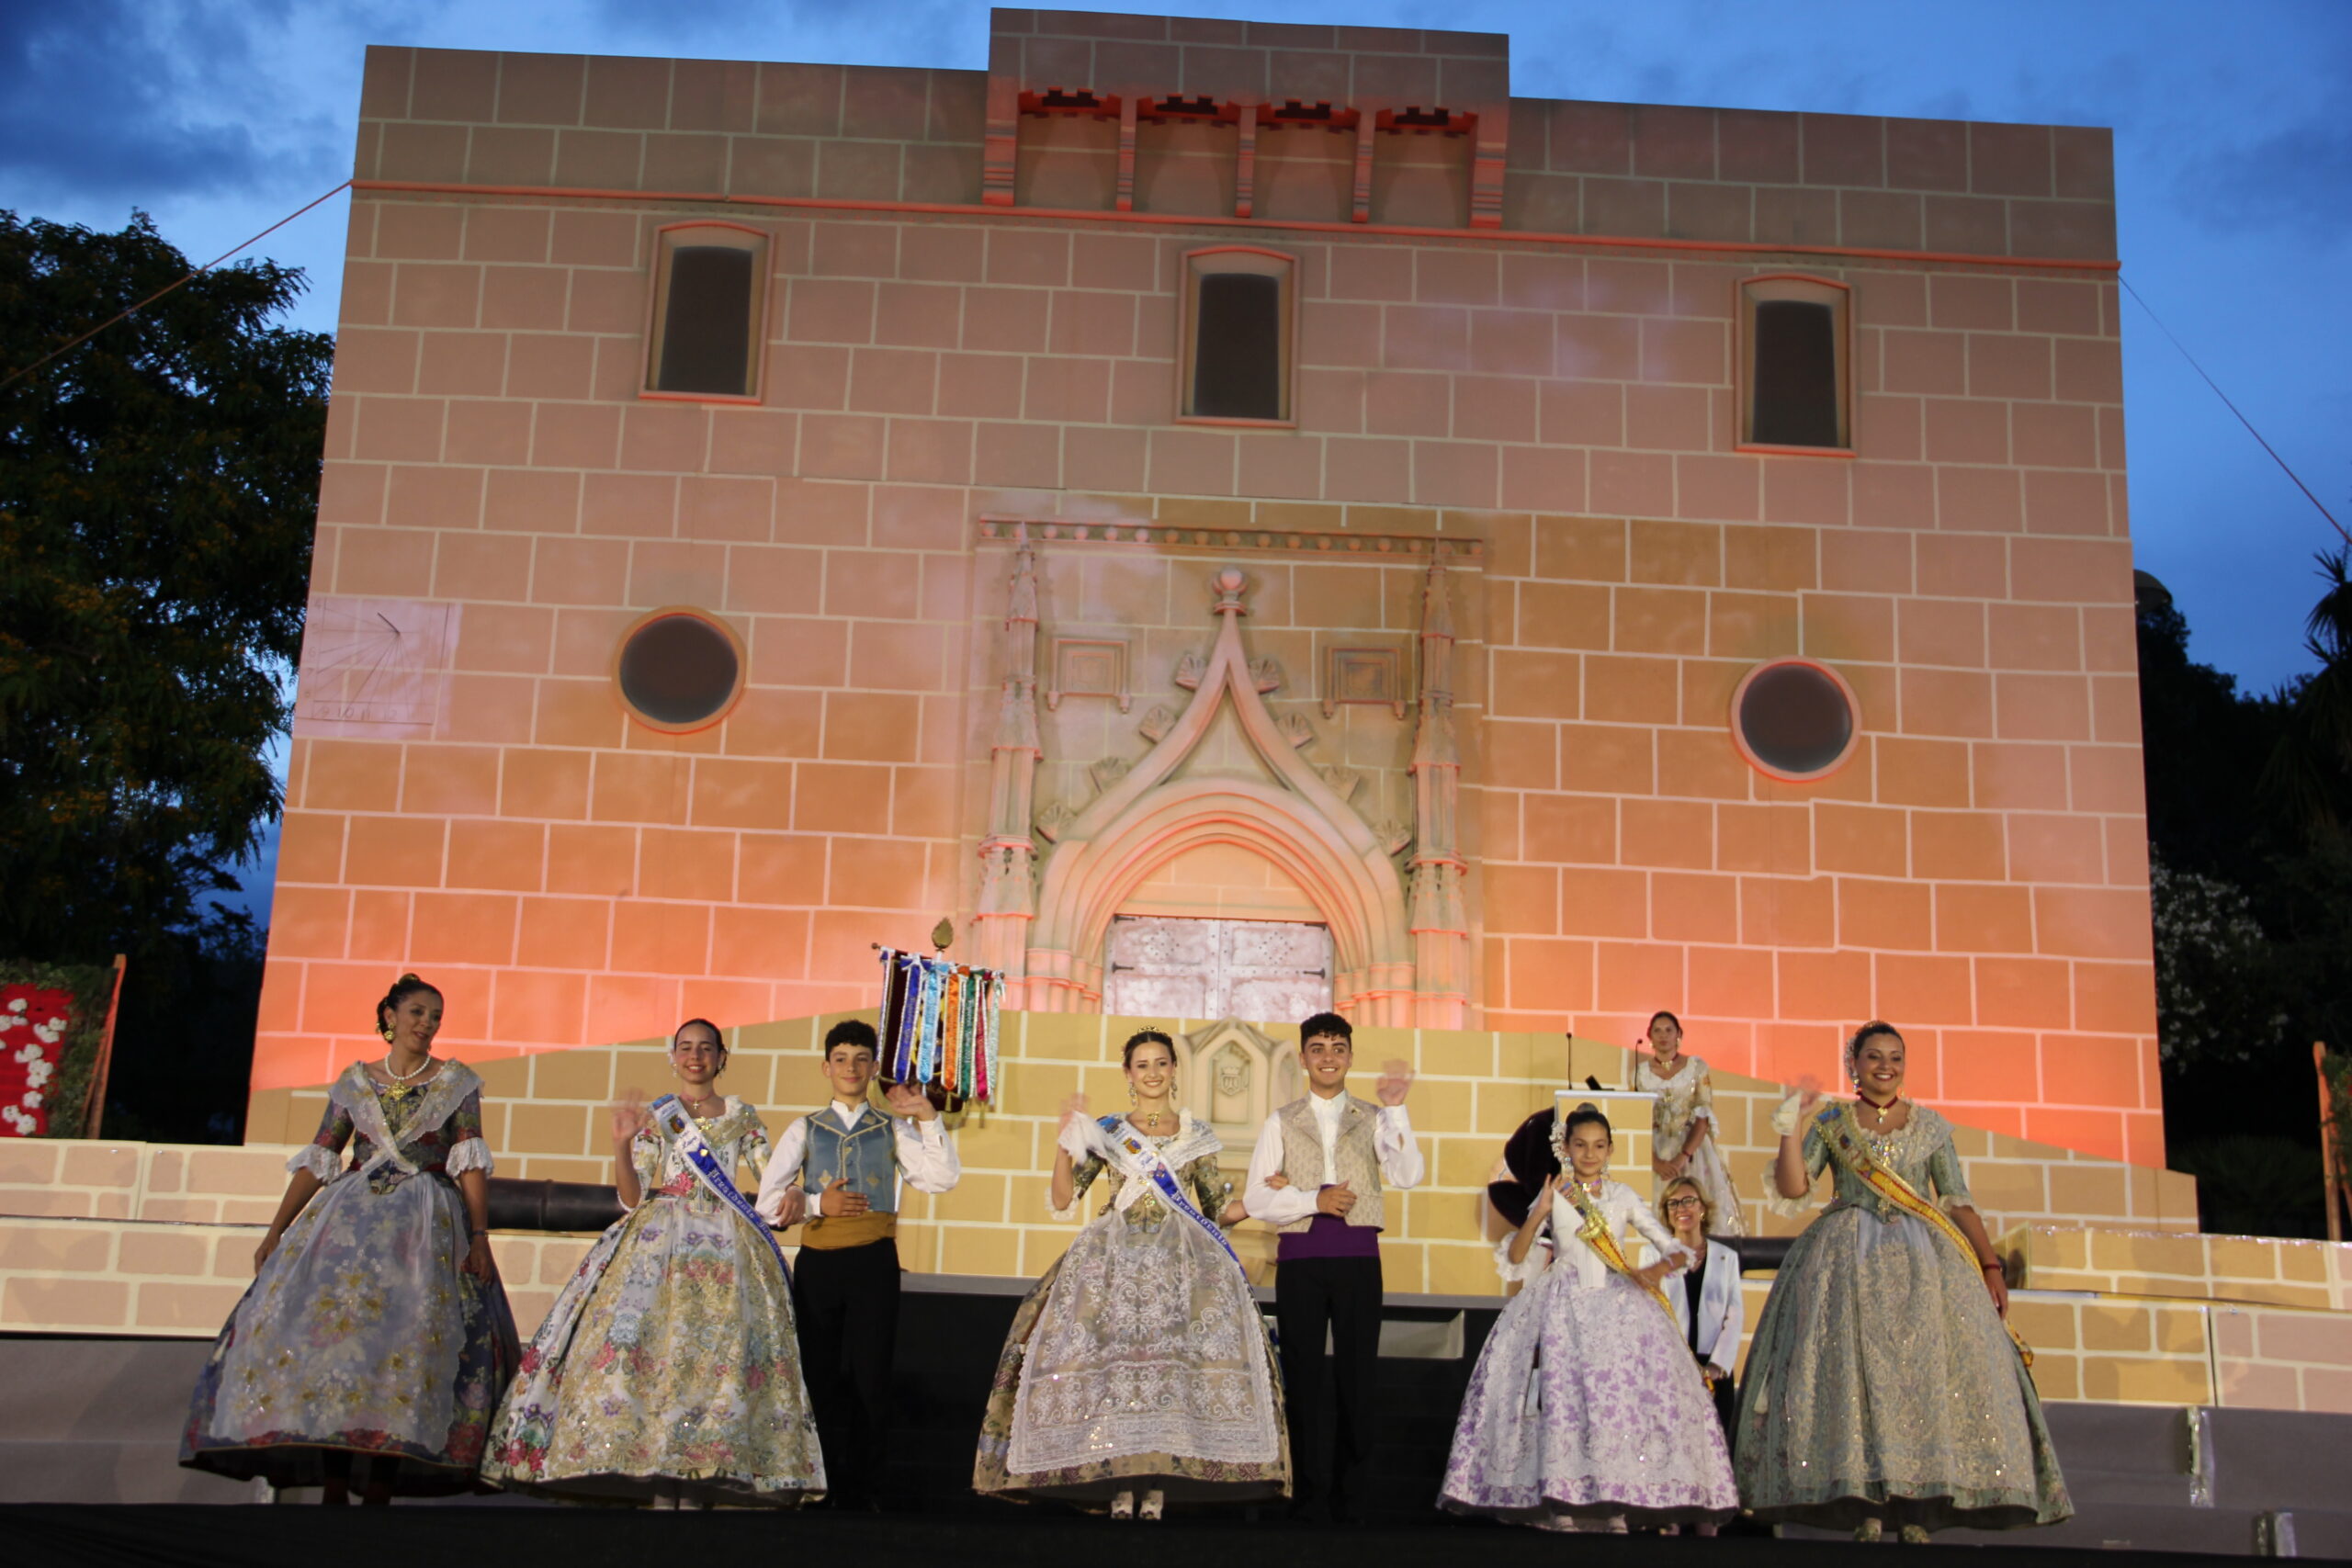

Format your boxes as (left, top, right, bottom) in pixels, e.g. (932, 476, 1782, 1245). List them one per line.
(1242, 1011, 1424, 1523)
(754, 1019, 958, 1507)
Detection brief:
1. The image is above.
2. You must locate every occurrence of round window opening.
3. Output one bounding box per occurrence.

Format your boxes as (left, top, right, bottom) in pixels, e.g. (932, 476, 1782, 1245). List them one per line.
(616, 611, 741, 730)
(1732, 660, 1858, 780)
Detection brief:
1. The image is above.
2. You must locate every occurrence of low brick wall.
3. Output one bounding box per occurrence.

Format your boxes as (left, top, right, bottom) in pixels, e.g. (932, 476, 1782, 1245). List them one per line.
(2007, 1223, 2352, 1314)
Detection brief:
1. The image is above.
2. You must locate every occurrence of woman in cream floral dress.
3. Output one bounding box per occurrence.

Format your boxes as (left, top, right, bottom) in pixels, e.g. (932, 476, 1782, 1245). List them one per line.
(1634, 1010, 1744, 1236)
(975, 1029, 1287, 1518)
(482, 1020, 822, 1506)
(182, 974, 518, 1502)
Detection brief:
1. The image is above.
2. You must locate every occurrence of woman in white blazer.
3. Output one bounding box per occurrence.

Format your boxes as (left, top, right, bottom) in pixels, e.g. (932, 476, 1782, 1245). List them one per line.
(1659, 1174, 1744, 1512)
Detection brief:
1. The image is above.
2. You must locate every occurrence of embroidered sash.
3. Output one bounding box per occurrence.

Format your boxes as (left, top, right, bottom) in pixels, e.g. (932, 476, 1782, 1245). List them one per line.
(1818, 1101, 2034, 1368)
(1561, 1177, 1676, 1318)
(652, 1094, 791, 1280)
(1097, 1113, 1241, 1269)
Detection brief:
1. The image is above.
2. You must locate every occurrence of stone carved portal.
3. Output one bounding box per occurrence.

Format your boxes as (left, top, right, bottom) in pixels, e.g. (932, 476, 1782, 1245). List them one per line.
(1016, 566, 1418, 1022)
(1167, 1016, 1305, 1144)
(1101, 915, 1334, 1023)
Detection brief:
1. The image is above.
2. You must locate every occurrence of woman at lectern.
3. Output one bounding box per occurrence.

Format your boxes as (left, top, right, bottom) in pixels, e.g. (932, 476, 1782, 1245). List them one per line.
(973, 1028, 1288, 1519)
(481, 1018, 823, 1507)
(1634, 1010, 1745, 1236)
(182, 974, 519, 1503)
(1736, 1021, 2071, 1541)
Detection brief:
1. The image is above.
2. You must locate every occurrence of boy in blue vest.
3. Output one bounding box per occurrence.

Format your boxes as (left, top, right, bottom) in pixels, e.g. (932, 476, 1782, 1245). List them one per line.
(755, 1019, 959, 1508)
(1243, 1011, 1424, 1524)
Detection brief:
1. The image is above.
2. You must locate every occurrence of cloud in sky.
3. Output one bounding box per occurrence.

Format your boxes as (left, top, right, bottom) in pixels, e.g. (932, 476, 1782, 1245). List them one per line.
(0, 0, 347, 204)
(7, 0, 2347, 689)
(2177, 114, 2352, 244)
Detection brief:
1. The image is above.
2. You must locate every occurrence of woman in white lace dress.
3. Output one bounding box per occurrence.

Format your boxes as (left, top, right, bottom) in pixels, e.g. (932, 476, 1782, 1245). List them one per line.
(1634, 1010, 1745, 1236)
(974, 1029, 1287, 1518)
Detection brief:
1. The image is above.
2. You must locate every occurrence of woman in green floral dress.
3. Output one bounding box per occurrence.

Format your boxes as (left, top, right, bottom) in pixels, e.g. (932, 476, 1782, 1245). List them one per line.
(1736, 1021, 2070, 1540)
(482, 1020, 823, 1506)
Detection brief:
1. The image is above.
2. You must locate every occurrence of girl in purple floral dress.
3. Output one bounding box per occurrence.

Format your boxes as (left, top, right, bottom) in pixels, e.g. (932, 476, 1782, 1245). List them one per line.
(1440, 1101, 1737, 1531)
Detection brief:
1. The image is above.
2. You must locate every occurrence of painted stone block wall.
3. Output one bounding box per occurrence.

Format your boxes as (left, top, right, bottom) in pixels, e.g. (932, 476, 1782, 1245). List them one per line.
(254, 13, 2154, 1170)
(237, 1012, 2192, 1293)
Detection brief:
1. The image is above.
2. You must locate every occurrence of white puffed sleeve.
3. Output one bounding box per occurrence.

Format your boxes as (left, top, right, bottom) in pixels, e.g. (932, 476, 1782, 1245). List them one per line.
(1047, 1116, 1108, 1221)
(445, 1137, 495, 1178)
(1493, 1225, 1554, 1283)
(286, 1145, 342, 1180)
(1761, 1094, 1825, 1217)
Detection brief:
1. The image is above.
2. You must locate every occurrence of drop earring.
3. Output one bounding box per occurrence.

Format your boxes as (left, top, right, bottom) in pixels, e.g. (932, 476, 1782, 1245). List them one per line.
(379, 1024, 394, 1043)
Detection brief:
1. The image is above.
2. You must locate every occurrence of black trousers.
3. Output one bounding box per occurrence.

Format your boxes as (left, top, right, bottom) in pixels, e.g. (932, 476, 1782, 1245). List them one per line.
(792, 1235, 899, 1503)
(1273, 1254, 1383, 1518)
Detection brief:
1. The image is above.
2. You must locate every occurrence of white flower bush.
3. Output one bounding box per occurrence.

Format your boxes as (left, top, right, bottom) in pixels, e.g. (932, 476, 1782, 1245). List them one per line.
(2150, 858, 2288, 1066)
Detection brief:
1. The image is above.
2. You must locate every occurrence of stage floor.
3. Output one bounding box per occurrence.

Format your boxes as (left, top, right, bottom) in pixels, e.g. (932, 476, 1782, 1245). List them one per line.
(8, 1504, 2330, 1568)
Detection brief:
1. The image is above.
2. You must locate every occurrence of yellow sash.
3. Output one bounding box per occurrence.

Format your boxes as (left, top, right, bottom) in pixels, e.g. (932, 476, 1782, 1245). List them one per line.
(1818, 1102, 2034, 1368)
(1562, 1178, 1676, 1319)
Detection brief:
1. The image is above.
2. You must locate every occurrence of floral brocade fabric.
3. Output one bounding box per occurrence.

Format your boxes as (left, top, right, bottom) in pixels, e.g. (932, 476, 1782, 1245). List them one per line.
(481, 1100, 823, 1505)
(181, 1064, 520, 1493)
(1733, 1104, 2072, 1532)
(1636, 1055, 1745, 1237)
(974, 1134, 1289, 1503)
(1440, 1178, 1739, 1528)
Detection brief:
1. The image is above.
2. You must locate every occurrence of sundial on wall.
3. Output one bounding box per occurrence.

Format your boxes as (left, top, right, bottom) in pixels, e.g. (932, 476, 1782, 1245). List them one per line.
(293, 597, 458, 738)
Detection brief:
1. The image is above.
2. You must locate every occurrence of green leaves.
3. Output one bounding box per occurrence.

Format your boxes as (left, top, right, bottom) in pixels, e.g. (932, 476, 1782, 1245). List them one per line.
(0, 209, 330, 965)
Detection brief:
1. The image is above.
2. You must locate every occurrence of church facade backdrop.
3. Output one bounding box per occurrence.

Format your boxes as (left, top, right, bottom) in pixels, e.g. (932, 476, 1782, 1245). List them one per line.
(259, 8, 2155, 1165)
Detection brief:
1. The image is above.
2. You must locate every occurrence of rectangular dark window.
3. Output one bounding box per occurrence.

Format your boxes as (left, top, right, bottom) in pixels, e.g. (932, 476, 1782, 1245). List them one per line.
(1750, 299, 1839, 447)
(655, 245, 755, 397)
(1191, 270, 1283, 421)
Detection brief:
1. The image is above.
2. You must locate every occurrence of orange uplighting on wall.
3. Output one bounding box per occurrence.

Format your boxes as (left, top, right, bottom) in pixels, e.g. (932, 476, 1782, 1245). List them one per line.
(253, 11, 2158, 1173)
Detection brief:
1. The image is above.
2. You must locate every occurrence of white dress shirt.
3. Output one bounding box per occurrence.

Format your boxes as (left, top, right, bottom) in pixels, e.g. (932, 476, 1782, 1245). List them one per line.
(1241, 1091, 1425, 1224)
(752, 1098, 960, 1223)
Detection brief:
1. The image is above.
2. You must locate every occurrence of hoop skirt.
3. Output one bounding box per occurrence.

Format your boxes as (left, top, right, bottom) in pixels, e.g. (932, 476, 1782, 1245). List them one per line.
(1735, 1102, 2070, 1532)
(481, 1099, 823, 1505)
(1440, 1178, 1737, 1529)
(974, 1113, 1288, 1504)
(181, 1063, 519, 1494)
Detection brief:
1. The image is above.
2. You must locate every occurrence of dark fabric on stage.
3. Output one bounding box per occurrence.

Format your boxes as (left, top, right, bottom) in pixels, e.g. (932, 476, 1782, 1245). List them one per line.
(1485, 1109, 1560, 1228)
(0, 1504, 2256, 1568)
(1274, 1253, 1382, 1520)
(794, 1235, 900, 1504)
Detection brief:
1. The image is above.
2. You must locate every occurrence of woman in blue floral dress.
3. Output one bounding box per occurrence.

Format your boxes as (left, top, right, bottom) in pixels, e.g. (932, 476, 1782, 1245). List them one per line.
(182, 974, 519, 1502)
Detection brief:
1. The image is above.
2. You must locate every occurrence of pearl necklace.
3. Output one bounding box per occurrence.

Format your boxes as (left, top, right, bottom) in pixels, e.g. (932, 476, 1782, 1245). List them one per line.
(382, 1052, 435, 1083)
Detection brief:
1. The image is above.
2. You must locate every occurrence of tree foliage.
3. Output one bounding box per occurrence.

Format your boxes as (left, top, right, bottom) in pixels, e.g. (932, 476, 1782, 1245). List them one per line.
(0, 210, 330, 964)
(2139, 564, 2352, 1235)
